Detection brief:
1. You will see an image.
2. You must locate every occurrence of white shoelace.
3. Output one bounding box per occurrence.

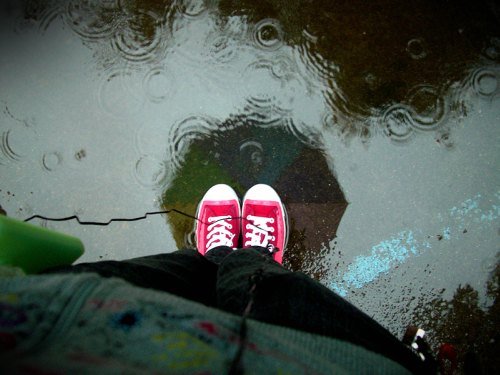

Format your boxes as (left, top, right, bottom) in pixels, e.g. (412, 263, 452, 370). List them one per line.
(205, 215, 235, 250)
(244, 214, 275, 247)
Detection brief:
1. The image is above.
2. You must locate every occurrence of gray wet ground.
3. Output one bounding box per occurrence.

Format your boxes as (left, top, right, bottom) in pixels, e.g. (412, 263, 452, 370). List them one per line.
(1, 0, 499, 371)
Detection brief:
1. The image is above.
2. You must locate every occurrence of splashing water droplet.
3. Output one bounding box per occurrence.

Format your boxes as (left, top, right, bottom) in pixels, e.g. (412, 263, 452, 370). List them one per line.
(41, 151, 63, 172)
(380, 105, 415, 143)
(472, 68, 499, 97)
(406, 38, 427, 60)
(252, 18, 284, 51)
(407, 85, 448, 131)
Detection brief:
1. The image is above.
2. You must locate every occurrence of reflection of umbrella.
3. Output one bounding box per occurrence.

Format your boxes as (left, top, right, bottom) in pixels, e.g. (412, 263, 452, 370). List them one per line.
(162, 118, 347, 276)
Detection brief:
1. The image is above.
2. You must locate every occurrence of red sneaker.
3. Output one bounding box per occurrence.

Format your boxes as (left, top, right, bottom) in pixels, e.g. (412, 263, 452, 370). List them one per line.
(242, 184, 288, 264)
(195, 184, 241, 255)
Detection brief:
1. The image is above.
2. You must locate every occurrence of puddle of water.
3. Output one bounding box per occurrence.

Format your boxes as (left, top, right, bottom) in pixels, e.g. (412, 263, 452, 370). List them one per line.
(162, 118, 347, 277)
(1, 0, 499, 370)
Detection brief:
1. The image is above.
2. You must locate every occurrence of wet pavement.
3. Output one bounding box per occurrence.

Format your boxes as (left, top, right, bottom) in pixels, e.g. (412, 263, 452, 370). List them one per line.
(1, 0, 499, 371)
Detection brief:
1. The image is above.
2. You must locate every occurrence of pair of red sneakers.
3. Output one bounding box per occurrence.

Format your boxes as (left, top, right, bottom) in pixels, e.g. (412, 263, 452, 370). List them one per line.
(195, 184, 288, 264)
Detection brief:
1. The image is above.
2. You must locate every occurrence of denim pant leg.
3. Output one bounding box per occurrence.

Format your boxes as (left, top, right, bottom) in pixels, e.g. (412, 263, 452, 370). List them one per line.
(42, 248, 222, 307)
(216, 247, 427, 374)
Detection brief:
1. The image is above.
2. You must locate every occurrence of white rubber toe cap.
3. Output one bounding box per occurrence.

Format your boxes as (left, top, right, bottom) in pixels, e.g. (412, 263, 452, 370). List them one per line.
(203, 184, 239, 201)
(243, 184, 281, 202)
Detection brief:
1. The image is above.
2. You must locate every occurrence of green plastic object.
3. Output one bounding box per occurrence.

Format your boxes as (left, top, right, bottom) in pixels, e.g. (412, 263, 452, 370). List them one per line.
(0, 215, 84, 274)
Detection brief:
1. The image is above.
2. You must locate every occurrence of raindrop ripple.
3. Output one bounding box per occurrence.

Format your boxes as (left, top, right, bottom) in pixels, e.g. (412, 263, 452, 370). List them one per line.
(112, 11, 165, 63)
(41, 151, 63, 172)
(380, 105, 415, 143)
(471, 67, 499, 98)
(65, 0, 118, 41)
(0, 130, 22, 164)
(133, 155, 168, 188)
(143, 67, 175, 103)
(252, 18, 284, 51)
(169, 115, 220, 171)
(407, 85, 448, 131)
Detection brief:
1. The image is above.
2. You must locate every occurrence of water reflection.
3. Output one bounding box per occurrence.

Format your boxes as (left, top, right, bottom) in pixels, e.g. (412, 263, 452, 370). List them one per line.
(220, 0, 500, 116)
(66, 1, 118, 41)
(412, 257, 500, 373)
(162, 116, 347, 276)
(1, 2, 499, 369)
(26, 0, 171, 67)
(21, 0, 500, 144)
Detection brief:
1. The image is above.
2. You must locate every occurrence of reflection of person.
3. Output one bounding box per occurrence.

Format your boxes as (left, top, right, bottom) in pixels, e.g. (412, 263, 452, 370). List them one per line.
(1, 184, 432, 373)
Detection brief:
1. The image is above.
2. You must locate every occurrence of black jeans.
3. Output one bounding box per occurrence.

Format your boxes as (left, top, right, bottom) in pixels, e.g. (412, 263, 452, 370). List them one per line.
(43, 246, 430, 374)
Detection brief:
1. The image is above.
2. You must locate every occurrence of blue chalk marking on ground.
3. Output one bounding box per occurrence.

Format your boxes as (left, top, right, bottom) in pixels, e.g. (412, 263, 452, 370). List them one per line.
(330, 230, 421, 297)
(330, 191, 500, 297)
(443, 227, 451, 240)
